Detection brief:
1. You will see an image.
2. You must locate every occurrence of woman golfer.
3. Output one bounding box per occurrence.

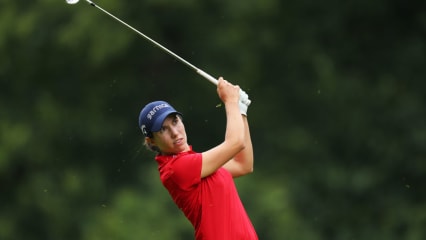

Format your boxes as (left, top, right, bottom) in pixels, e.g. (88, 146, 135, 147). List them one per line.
(138, 77, 257, 240)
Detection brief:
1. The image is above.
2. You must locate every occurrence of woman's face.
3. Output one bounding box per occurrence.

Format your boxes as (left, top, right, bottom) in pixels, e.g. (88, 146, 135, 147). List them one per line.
(150, 114, 189, 155)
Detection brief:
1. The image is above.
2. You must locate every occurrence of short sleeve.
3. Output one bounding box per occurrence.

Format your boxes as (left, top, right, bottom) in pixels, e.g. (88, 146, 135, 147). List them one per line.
(170, 153, 202, 191)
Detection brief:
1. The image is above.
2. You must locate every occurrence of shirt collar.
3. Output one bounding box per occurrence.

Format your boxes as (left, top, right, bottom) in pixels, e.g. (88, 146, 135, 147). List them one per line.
(155, 145, 194, 166)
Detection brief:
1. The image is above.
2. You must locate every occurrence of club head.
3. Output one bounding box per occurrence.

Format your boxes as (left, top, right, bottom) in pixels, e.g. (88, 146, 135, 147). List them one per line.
(66, 0, 79, 4)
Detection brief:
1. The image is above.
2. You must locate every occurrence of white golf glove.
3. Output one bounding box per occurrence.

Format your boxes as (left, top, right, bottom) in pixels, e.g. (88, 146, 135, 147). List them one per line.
(239, 89, 251, 116)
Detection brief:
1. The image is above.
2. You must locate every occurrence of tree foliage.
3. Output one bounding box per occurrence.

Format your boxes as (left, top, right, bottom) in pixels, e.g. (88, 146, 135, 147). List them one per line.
(1, 0, 425, 239)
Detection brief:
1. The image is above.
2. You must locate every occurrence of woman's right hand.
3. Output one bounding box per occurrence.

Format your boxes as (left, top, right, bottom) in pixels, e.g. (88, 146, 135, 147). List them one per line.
(217, 77, 240, 105)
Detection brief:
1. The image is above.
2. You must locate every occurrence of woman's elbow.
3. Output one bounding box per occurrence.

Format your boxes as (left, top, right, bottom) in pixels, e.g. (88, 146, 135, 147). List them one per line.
(246, 165, 254, 174)
(234, 165, 254, 178)
(241, 161, 254, 176)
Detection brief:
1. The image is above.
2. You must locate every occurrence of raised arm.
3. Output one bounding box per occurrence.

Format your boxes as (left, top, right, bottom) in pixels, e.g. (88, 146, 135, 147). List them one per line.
(200, 77, 245, 178)
(222, 116, 254, 178)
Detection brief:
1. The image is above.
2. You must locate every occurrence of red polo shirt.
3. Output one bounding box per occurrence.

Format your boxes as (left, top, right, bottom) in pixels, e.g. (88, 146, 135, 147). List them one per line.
(155, 147, 258, 240)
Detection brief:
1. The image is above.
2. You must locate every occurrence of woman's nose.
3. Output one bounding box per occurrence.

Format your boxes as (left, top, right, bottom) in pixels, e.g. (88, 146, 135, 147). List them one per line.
(170, 126, 179, 136)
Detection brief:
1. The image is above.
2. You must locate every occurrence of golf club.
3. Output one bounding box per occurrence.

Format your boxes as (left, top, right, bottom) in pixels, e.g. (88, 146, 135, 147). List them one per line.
(66, 0, 251, 105)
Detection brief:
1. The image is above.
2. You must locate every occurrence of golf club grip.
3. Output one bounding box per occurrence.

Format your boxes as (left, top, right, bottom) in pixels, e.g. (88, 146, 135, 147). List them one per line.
(196, 69, 218, 85)
(196, 69, 251, 105)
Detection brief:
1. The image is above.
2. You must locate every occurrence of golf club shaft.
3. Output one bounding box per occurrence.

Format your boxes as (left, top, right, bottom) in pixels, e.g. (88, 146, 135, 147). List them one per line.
(84, 0, 218, 85)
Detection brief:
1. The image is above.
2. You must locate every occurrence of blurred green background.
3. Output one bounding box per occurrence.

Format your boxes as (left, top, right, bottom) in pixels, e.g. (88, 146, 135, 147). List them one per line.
(1, 0, 425, 239)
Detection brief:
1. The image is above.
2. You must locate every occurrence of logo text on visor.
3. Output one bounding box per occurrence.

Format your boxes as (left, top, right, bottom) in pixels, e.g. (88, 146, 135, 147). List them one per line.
(146, 103, 170, 120)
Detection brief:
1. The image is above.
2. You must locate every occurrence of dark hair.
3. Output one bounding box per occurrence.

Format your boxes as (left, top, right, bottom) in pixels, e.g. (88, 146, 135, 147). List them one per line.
(144, 139, 160, 153)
